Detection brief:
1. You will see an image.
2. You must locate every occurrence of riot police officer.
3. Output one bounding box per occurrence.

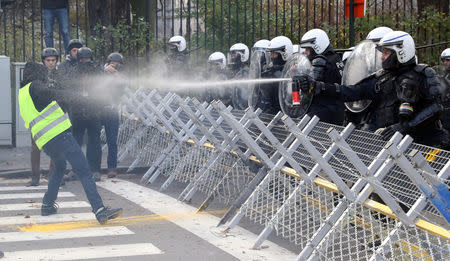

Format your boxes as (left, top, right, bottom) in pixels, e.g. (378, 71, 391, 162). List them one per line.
(343, 27, 393, 127)
(250, 39, 270, 73)
(258, 36, 293, 114)
(205, 51, 230, 104)
(295, 31, 448, 148)
(167, 35, 189, 74)
(439, 48, 450, 130)
(228, 43, 250, 77)
(299, 28, 344, 125)
(228, 43, 251, 109)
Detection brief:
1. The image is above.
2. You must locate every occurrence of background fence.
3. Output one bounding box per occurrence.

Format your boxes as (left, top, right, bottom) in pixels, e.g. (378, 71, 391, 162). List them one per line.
(0, 0, 448, 66)
(112, 85, 450, 260)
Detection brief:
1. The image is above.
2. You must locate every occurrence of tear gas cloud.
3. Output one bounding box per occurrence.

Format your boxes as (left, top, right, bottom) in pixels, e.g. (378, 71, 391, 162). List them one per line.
(86, 53, 292, 103)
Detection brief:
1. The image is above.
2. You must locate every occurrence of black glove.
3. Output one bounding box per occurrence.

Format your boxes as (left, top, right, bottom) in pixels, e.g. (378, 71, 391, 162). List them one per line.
(292, 75, 314, 93)
(380, 123, 409, 141)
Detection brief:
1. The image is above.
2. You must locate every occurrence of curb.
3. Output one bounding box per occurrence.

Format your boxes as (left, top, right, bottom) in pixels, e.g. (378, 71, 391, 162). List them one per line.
(0, 166, 148, 179)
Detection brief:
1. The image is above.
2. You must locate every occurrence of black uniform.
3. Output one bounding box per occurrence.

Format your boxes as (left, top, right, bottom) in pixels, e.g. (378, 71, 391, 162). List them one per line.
(258, 67, 283, 114)
(317, 60, 448, 148)
(57, 56, 78, 90)
(307, 46, 345, 125)
(440, 70, 450, 130)
(167, 51, 190, 75)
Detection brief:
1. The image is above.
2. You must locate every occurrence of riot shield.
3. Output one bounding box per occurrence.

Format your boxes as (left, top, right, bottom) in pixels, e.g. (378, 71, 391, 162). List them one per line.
(278, 53, 313, 118)
(231, 67, 250, 110)
(248, 50, 265, 109)
(343, 40, 382, 112)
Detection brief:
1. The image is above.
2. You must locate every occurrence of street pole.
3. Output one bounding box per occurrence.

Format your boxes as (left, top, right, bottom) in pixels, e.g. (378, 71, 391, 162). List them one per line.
(349, 0, 355, 46)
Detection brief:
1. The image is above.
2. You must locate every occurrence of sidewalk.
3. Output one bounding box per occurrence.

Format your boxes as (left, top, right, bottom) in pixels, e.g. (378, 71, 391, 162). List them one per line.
(0, 146, 134, 177)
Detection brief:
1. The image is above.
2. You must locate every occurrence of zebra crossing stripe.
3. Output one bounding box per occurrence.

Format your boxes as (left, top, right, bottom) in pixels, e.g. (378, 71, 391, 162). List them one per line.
(0, 192, 74, 200)
(98, 179, 297, 260)
(0, 179, 38, 184)
(0, 201, 90, 211)
(0, 212, 94, 226)
(0, 179, 49, 184)
(0, 243, 163, 260)
(0, 185, 48, 191)
(0, 226, 134, 242)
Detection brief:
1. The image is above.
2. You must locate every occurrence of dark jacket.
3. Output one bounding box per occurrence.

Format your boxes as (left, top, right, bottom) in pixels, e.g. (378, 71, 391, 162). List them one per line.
(68, 64, 104, 121)
(41, 0, 68, 9)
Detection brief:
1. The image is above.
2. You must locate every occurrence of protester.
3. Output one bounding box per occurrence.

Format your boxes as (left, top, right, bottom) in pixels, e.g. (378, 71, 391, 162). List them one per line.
(18, 62, 122, 224)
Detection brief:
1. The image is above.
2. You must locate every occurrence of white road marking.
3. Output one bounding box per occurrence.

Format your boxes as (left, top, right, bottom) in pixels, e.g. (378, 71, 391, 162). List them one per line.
(0, 201, 90, 211)
(0, 226, 134, 242)
(0, 192, 74, 200)
(98, 179, 297, 260)
(0, 185, 48, 191)
(0, 179, 35, 184)
(0, 179, 49, 184)
(1, 243, 163, 260)
(0, 212, 95, 225)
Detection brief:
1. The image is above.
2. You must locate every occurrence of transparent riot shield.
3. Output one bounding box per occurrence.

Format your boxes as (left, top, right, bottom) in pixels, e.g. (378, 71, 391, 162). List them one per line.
(278, 53, 313, 118)
(248, 50, 265, 109)
(343, 40, 382, 112)
(231, 67, 250, 110)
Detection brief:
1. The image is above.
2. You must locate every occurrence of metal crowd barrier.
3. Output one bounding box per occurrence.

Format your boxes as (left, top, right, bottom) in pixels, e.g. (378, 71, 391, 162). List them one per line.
(112, 88, 449, 261)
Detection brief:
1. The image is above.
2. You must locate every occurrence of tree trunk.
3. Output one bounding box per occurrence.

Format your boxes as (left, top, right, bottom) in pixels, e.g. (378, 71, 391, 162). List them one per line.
(417, 0, 449, 15)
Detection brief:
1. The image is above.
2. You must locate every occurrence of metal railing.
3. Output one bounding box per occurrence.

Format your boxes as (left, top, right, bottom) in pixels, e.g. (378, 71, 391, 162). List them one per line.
(0, 0, 448, 65)
(112, 86, 450, 260)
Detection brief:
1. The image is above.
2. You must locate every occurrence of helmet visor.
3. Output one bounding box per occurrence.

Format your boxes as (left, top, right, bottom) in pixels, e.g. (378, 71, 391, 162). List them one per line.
(299, 37, 316, 48)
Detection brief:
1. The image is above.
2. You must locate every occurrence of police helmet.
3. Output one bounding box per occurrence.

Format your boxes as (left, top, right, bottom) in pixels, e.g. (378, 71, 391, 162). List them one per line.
(41, 48, 59, 60)
(268, 36, 293, 62)
(377, 31, 415, 64)
(67, 39, 83, 51)
(228, 43, 249, 64)
(106, 52, 124, 64)
(168, 35, 187, 52)
(300, 29, 330, 55)
(77, 47, 93, 62)
(208, 52, 227, 70)
(441, 48, 450, 62)
(366, 27, 393, 42)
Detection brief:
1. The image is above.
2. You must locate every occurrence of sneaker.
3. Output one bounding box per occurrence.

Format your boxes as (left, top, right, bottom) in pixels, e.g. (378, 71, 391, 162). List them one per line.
(95, 207, 123, 224)
(107, 170, 117, 178)
(41, 203, 59, 216)
(93, 172, 102, 182)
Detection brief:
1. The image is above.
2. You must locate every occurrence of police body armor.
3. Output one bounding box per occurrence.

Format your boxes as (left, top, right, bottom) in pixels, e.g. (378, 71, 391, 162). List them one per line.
(308, 51, 345, 125)
(361, 70, 399, 131)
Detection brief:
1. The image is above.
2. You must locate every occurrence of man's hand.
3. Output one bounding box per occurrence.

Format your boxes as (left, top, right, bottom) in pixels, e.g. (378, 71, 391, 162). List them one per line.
(104, 64, 118, 74)
(379, 123, 409, 140)
(292, 75, 315, 94)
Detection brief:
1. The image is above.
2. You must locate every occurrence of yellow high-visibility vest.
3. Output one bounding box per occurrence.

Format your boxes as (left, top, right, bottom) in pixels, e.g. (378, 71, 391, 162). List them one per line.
(18, 82, 72, 150)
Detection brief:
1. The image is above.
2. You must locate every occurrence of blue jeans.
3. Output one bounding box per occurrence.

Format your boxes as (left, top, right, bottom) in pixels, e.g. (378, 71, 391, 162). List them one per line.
(43, 8, 71, 52)
(42, 131, 104, 212)
(71, 117, 102, 172)
(101, 108, 119, 169)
